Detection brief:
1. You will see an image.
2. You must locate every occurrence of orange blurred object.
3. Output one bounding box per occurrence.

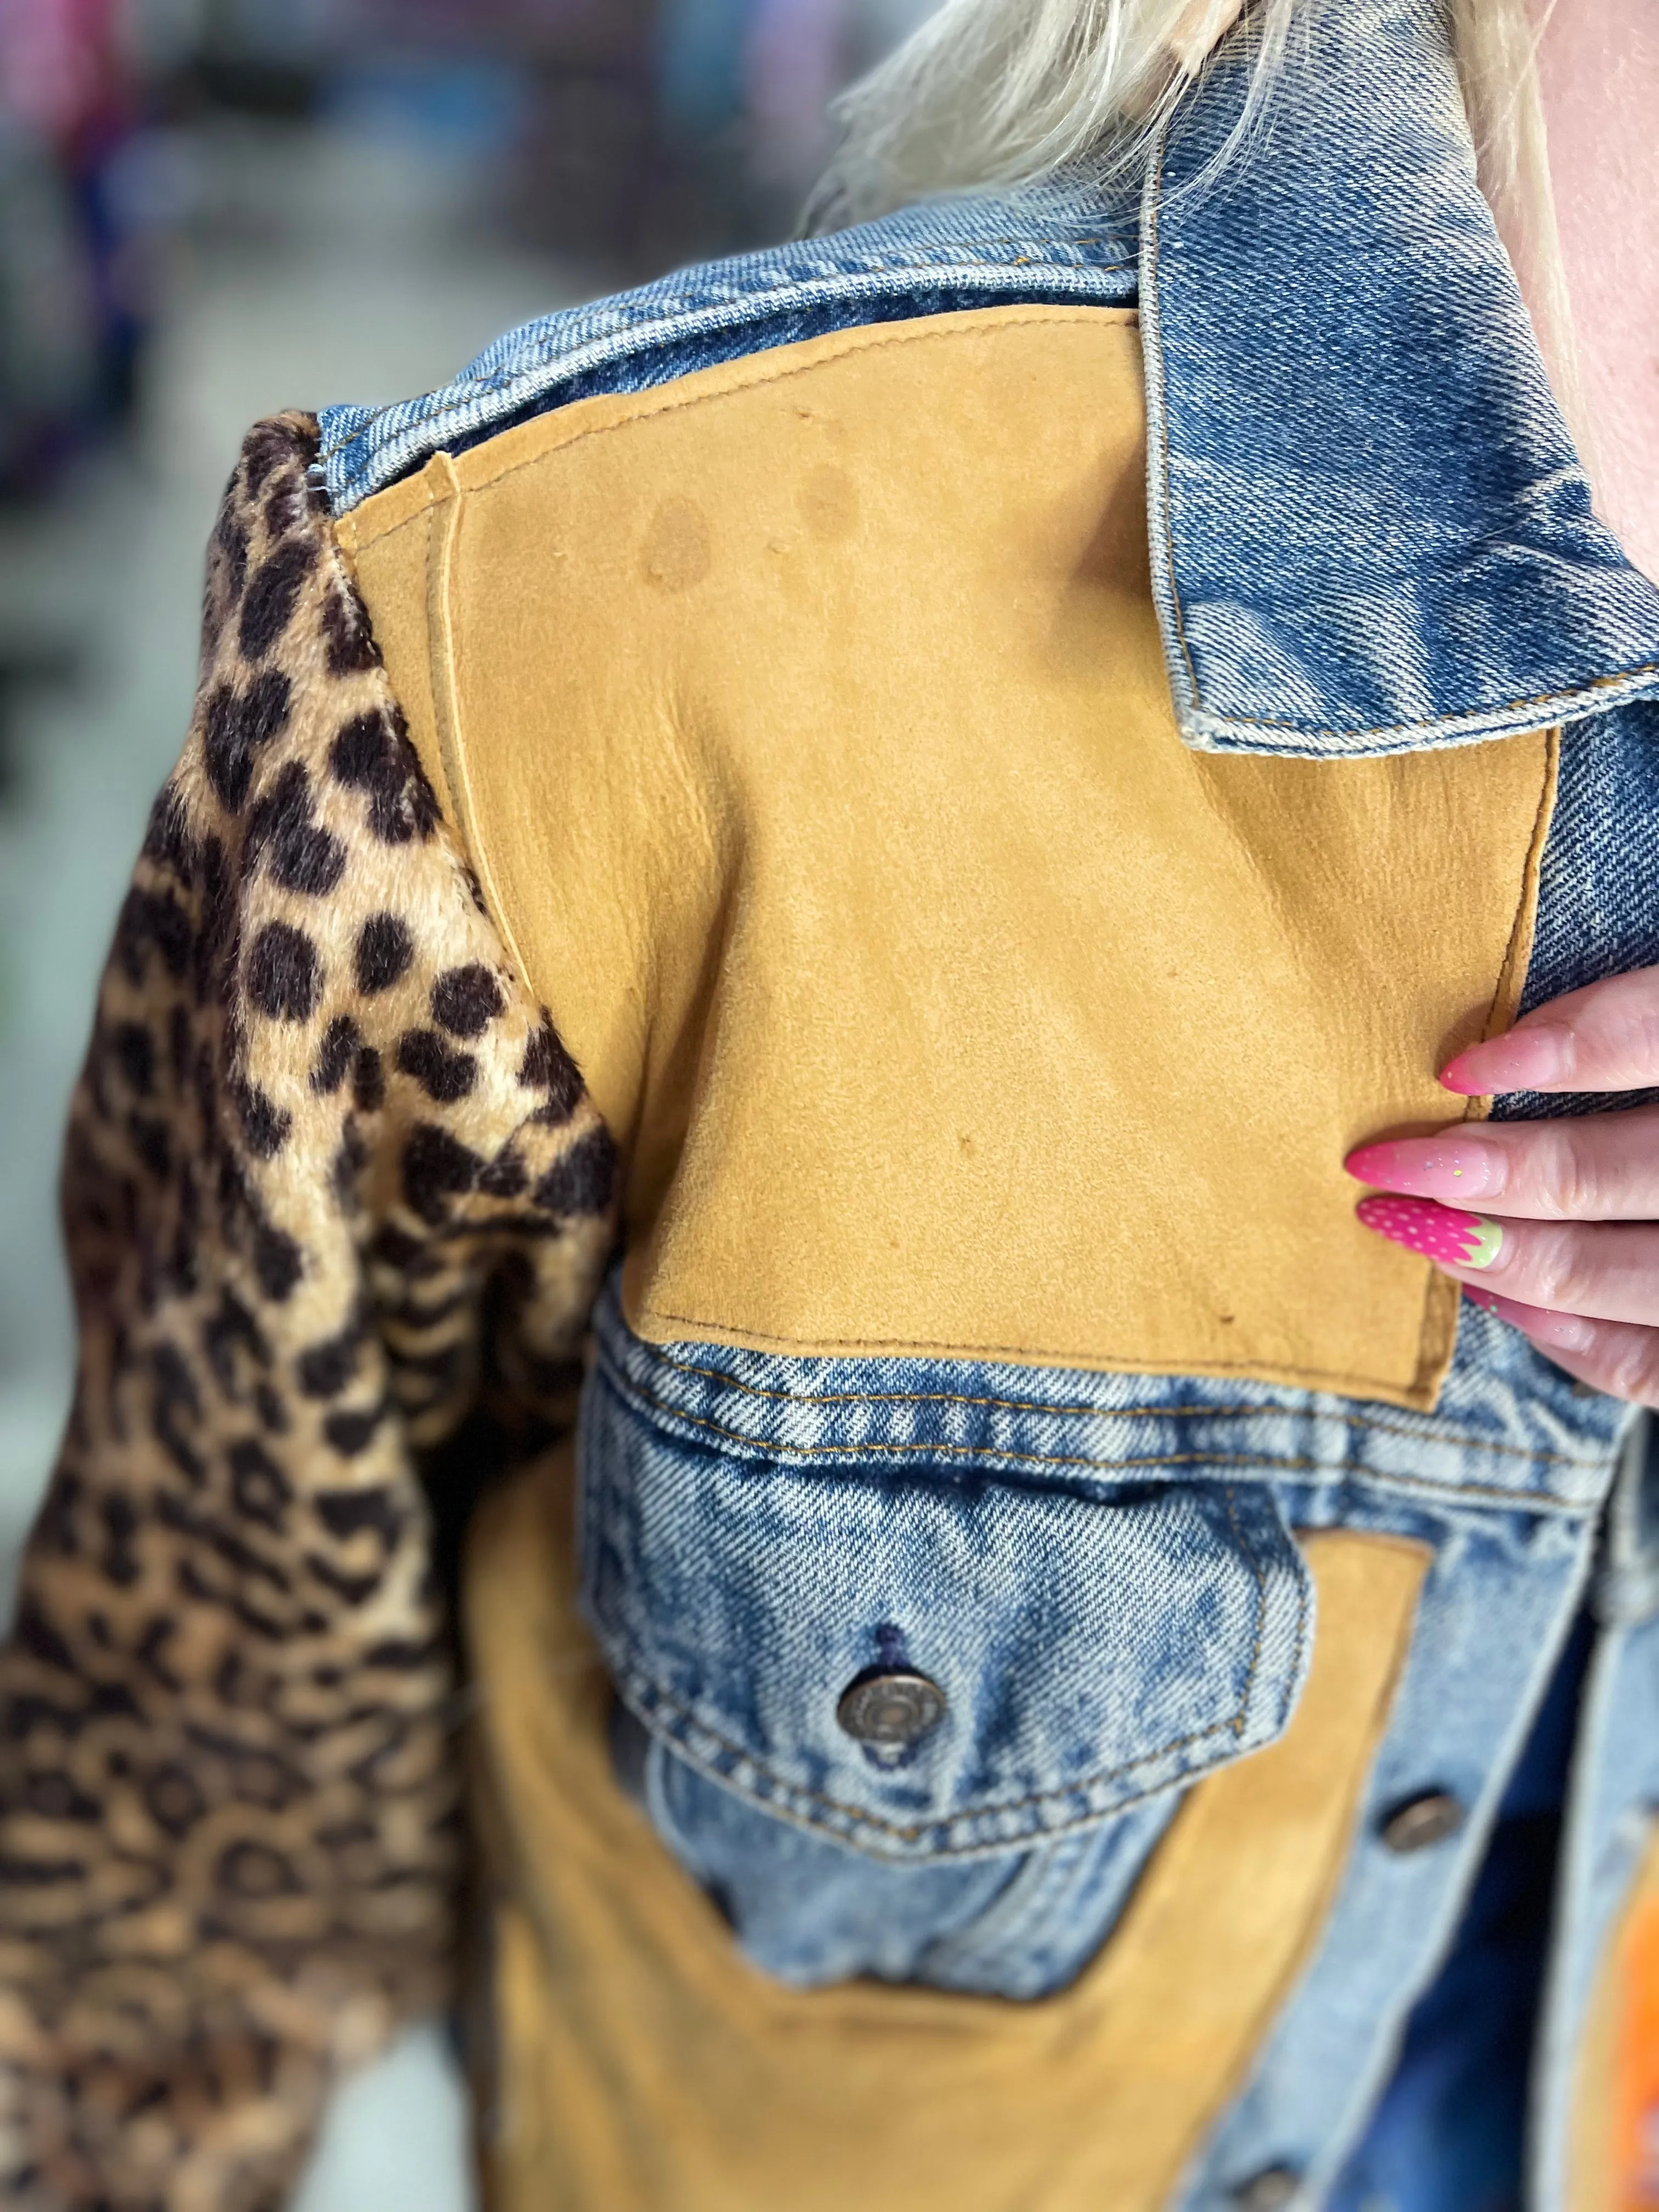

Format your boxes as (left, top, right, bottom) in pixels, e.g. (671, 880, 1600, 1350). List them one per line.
(1617, 1887, 1659, 2208)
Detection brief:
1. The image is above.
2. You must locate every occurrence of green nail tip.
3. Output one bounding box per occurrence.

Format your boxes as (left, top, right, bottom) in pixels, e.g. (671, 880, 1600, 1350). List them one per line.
(1463, 1218, 1504, 1270)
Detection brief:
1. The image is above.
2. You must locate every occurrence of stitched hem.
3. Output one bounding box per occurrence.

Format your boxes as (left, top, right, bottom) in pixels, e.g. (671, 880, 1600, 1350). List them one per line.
(1178, 670, 1659, 753)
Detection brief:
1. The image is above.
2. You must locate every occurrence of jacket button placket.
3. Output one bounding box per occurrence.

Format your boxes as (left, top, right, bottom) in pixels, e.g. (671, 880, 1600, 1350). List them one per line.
(1231, 2165, 1302, 2210)
(836, 1669, 947, 1748)
(1378, 1790, 1465, 1854)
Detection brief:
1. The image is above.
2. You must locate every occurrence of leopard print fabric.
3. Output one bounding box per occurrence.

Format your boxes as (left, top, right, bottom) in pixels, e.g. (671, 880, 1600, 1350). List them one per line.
(0, 415, 617, 2211)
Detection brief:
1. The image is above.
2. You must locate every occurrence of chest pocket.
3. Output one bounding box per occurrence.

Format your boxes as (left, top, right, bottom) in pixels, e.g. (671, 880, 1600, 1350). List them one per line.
(578, 1313, 1315, 1872)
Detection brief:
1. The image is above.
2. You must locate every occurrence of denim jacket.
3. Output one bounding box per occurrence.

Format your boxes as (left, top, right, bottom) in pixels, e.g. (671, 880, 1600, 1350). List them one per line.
(7, 2, 1659, 2209)
(317, 2, 1659, 2193)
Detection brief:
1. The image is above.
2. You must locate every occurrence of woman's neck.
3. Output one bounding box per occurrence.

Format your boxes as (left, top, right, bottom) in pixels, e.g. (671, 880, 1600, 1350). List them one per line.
(1536, 0, 1659, 581)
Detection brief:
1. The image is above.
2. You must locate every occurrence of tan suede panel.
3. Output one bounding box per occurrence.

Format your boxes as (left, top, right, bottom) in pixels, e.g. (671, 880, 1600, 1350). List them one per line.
(462, 1450, 1429, 2212)
(341, 307, 1556, 1410)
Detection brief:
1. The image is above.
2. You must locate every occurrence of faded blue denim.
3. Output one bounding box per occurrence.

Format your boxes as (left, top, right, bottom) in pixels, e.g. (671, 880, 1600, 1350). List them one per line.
(317, 0, 1659, 2203)
(582, 1277, 1629, 2210)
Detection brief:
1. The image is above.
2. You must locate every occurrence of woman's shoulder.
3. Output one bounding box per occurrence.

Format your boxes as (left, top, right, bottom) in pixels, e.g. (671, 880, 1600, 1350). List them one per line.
(311, 182, 1140, 523)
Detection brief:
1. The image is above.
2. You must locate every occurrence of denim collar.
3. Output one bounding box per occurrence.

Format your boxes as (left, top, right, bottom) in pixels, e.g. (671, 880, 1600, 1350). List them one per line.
(1143, 0, 1659, 757)
(318, 0, 1659, 763)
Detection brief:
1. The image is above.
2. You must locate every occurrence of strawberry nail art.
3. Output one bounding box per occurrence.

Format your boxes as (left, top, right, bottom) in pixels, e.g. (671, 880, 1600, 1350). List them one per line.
(1356, 1195, 1505, 1270)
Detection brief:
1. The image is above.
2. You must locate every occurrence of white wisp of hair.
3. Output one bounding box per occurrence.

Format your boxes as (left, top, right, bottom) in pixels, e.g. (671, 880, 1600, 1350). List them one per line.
(815, 0, 1580, 431)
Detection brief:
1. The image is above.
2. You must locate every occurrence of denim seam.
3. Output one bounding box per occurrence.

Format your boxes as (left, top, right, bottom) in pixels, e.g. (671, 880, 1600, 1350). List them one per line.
(321, 254, 1131, 452)
(1189, 661, 1659, 746)
(325, 255, 1133, 467)
(318, 257, 1139, 488)
(612, 1572, 1274, 1855)
(1143, 114, 1201, 727)
(601, 1364, 1601, 1509)
(634, 1300, 1457, 1397)
(921, 1826, 1098, 1979)
(633, 1342, 1605, 1469)
(1222, 1483, 1270, 1742)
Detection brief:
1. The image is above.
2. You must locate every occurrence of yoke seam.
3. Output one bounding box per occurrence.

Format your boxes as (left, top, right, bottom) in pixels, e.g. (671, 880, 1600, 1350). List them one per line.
(601, 1366, 1605, 1508)
(454, 308, 1140, 497)
(318, 258, 1139, 460)
(339, 307, 1140, 553)
(635, 1301, 1420, 1389)
(634, 1340, 1605, 1469)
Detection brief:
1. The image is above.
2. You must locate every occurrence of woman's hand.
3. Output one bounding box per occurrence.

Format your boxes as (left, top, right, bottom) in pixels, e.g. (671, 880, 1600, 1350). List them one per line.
(1347, 964, 1659, 1406)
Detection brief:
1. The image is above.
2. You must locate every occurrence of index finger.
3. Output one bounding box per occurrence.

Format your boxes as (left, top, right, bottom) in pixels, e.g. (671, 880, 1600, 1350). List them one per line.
(1442, 963, 1659, 1097)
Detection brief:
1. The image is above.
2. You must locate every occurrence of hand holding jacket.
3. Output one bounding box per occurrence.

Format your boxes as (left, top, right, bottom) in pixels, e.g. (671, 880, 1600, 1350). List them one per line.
(1351, 969, 1659, 1407)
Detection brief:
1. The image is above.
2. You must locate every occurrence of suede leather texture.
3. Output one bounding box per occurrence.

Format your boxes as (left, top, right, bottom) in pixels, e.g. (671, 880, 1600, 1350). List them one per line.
(338, 306, 1556, 1413)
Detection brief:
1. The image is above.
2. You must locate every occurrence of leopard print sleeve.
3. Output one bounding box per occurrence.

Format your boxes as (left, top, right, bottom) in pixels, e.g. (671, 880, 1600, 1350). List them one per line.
(0, 415, 618, 2212)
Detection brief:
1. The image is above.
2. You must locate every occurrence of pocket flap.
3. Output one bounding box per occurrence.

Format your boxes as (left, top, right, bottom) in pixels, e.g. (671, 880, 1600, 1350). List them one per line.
(580, 1367, 1315, 1862)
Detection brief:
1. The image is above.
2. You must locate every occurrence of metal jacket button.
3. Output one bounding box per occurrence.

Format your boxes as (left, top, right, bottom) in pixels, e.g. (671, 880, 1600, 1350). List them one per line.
(1379, 1790, 1465, 1854)
(836, 1669, 946, 1747)
(1232, 2167, 1301, 2210)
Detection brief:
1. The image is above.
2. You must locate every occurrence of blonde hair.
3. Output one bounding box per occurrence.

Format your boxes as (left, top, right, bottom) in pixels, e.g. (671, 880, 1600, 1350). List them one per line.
(816, 0, 1580, 424)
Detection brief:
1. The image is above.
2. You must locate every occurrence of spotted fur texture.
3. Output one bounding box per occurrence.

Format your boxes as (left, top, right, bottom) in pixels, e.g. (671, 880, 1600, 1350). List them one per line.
(0, 415, 617, 2210)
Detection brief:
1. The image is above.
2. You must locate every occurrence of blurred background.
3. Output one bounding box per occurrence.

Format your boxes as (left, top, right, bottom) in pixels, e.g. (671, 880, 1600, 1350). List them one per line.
(0, 0, 933, 2202)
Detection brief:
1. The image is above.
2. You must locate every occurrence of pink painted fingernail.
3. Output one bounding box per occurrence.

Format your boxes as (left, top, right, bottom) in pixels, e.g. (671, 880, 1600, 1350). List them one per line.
(1471, 1289, 1584, 1344)
(1481, 1299, 1596, 1353)
(1466, 1290, 1594, 1353)
(1440, 1023, 1573, 1096)
(1356, 1195, 1505, 1269)
(1345, 1137, 1502, 1201)
(1526, 1311, 1597, 1353)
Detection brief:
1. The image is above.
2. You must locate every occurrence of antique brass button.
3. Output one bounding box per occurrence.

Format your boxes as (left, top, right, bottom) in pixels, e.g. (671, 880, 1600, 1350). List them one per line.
(1232, 2167, 1301, 2211)
(1379, 1790, 1465, 1854)
(836, 1669, 946, 1747)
